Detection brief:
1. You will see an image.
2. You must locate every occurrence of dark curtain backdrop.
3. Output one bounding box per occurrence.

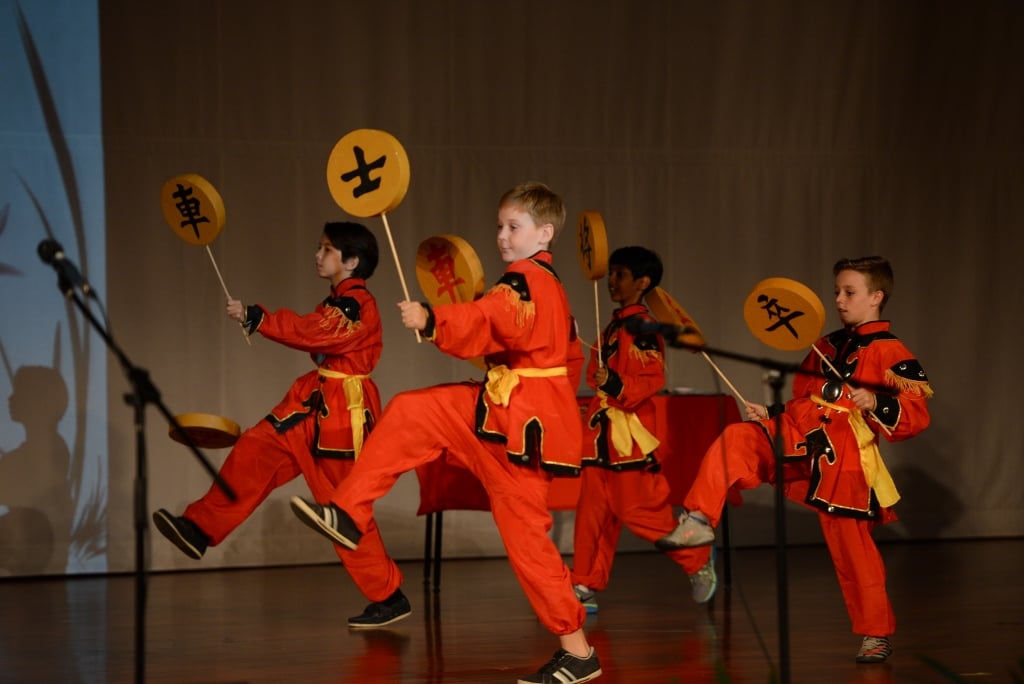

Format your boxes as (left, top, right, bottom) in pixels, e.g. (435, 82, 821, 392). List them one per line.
(97, 0, 1022, 573)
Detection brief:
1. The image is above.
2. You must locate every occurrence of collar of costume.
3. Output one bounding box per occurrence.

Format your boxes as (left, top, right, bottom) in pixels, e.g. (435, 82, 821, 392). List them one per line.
(614, 303, 649, 321)
(331, 277, 367, 297)
(846, 320, 890, 335)
(525, 249, 552, 263)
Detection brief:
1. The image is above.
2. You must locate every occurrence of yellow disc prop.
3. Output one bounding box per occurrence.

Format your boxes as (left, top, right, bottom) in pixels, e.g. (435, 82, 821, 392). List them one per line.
(647, 287, 749, 403)
(743, 277, 826, 351)
(326, 129, 410, 217)
(644, 286, 708, 351)
(416, 234, 486, 306)
(169, 413, 241, 449)
(576, 211, 609, 280)
(416, 234, 487, 370)
(160, 173, 226, 246)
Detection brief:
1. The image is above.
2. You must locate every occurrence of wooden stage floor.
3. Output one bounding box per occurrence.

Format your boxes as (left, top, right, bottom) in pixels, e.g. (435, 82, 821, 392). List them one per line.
(1, 538, 1021, 683)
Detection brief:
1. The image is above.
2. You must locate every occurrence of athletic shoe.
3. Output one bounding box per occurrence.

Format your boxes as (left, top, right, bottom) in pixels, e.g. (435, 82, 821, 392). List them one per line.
(348, 588, 412, 629)
(856, 635, 893, 663)
(573, 584, 599, 614)
(517, 647, 602, 684)
(289, 496, 362, 550)
(655, 511, 714, 550)
(688, 548, 718, 604)
(152, 509, 208, 560)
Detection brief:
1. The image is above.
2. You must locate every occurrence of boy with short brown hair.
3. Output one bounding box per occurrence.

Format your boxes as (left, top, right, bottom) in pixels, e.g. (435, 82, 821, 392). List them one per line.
(292, 182, 602, 683)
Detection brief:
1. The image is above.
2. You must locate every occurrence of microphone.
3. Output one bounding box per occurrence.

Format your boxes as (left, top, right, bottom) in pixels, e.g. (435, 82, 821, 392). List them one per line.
(624, 318, 704, 347)
(37, 239, 93, 297)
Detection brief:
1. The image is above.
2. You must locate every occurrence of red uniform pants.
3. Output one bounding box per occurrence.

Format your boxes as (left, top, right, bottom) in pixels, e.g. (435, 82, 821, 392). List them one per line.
(184, 417, 403, 603)
(684, 421, 895, 636)
(331, 382, 587, 635)
(571, 467, 710, 590)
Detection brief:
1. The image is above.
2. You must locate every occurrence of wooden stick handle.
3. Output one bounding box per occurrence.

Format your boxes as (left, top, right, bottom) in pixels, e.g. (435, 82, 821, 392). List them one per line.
(593, 280, 603, 368)
(206, 245, 251, 347)
(380, 212, 421, 343)
(700, 351, 747, 405)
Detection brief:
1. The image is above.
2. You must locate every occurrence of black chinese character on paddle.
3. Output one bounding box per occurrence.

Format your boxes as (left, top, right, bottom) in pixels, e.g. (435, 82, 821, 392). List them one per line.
(757, 294, 804, 340)
(171, 184, 210, 239)
(339, 146, 386, 198)
(578, 219, 596, 271)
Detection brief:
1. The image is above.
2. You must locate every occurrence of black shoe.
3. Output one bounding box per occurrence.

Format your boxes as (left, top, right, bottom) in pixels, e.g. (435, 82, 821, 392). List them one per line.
(289, 496, 362, 550)
(348, 588, 412, 629)
(152, 509, 208, 560)
(517, 648, 602, 683)
(855, 635, 893, 663)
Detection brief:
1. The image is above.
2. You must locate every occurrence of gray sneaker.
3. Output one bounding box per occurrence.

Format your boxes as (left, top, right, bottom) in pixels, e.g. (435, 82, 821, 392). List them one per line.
(688, 548, 718, 604)
(655, 511, 714, 550)
(573, 584, 599, 614)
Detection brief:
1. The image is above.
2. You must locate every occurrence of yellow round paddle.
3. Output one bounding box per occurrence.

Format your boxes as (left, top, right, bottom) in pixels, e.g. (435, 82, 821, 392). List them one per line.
(416, 234, 487, 370)
(646, 286, 747, 405)
(326, 129, 418, 341)
(160, 173, 250, 345)
(168, 412, 241, 449)
(576, 210, 610, 366)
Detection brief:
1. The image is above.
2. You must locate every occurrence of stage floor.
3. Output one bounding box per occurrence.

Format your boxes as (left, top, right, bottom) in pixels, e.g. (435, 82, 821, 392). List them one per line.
(1, 538, 1020, 683)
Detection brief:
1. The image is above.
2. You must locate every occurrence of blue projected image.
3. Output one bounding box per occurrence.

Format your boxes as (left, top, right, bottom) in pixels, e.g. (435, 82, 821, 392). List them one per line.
(0, 0, 107, 575)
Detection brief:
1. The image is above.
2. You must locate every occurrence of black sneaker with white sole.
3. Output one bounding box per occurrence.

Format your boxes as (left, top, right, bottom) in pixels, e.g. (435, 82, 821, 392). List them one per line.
(517, 647, 602, 684)
(348, 588, 412, 629)
(289, 496, 362, 550)
(152, 509, 209, 560)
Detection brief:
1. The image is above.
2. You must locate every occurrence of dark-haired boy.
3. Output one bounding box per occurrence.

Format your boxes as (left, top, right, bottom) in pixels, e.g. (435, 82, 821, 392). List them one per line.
(153, 221, 410, 628)
(571, 246, 717, 615)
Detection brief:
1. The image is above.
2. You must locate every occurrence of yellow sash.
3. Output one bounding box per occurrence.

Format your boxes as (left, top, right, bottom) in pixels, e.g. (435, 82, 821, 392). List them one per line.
(811, 395, 899, 507)
(317, 368, 369, 456)
(484, 365, 567, 407)
(598, 391, 661, 458)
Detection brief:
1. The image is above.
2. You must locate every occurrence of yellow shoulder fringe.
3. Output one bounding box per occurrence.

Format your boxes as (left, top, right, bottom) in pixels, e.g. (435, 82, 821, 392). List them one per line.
(885, 369, 934, 399)
(493, 283, 536, 327)
(629, 345, 661, 366)
(319, 304, 360, 337)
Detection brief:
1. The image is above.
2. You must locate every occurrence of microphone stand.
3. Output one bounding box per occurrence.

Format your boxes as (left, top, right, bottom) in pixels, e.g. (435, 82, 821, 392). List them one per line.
(47, 279, 235, 684)
(662, 336, 893, 684)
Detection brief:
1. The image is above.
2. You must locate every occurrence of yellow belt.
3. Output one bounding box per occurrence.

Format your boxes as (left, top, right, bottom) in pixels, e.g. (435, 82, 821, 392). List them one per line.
(811, 395, 899, 507)
(485, 365, 567, 407)
(318, 368, 369, 457)
(598, 391, 661, 458)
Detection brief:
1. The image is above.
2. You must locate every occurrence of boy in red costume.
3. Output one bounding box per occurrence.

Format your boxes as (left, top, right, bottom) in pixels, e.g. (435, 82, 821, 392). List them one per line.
(571, 246, 717, 614)
(291, 182, 603, 684)
(657, 256, 933, 663)
(152, 221, 410, 628)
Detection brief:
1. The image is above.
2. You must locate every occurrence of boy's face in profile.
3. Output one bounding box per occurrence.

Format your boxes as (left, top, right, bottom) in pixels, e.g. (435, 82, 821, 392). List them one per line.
(607, 264, 648, 308)
(496, 204, 553, 263)
(315, 234, 357, 287)
(834, 269, 883, 328)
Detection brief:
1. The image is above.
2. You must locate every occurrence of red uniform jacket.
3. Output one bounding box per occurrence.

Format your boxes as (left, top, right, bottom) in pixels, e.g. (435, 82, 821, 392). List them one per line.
(767, 320, 933, 520)
(248, 277, 383, 458)
(425, 251, 585, 475)
(582, 303, 666, 470)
